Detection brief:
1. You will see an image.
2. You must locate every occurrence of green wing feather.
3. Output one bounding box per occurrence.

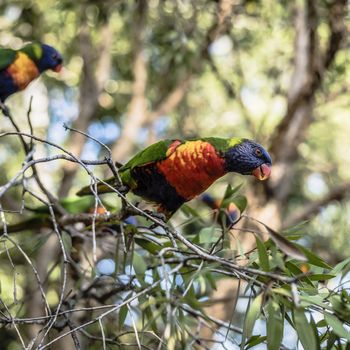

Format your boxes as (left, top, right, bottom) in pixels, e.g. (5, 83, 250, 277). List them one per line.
(77, 139, 179, 196)
(120, 139, 178, 170)
(0, 48, 17, 71)
(119, 139, 179, 187)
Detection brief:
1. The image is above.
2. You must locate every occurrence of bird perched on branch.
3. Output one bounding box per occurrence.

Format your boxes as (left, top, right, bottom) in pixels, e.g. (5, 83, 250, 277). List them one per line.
(0, 42, 62, 111)
(77, 138, 272, 220)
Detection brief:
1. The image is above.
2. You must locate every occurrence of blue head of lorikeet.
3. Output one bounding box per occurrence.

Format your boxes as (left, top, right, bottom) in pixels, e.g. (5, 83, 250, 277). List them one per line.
(223, 139, 272, 180)
(0, 42, 63, 102)
(34, 44, 63, 73)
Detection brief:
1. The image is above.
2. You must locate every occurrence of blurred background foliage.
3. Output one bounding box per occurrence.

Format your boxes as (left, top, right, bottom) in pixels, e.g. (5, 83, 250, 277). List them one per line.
(1, 0, 349, 258)
(1, 0, 350, 349)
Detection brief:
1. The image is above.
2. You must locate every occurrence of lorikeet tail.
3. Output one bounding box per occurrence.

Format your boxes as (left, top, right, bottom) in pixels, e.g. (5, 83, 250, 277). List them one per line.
(76, 177, 120, 197)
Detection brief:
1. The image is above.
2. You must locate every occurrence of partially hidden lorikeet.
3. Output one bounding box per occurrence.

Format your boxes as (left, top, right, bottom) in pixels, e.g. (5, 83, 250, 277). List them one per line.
(200, 193, 241, 227)
(77, 138, 272, 219)
(0, 43, 63, 103)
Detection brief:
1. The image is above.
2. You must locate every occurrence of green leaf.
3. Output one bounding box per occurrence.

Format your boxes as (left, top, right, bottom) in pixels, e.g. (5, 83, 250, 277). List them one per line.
(143, 305, 159, 333)
(232, 195, 247, 213)
(300, 295, 330, 310)
(294, 244, 332, 269)
(62, 232, 72, 252)
(199, 227, 217, 243)
(285, 261, 314, 286)
(293, 308, 317, 350)
(223, 183, 243, 199)
(266, 300, 284, 350)
(133, 252, 146, 276)
(324, 313, 350, 340)
(181, 204, 202, 219)
(316, 319, 327, 327)
(255, 220, 307, 261)
(255, 235, 270, 271)
(329, 295, 350, 320)
(241, 293, 263, 349)
(309, 314, 321, 350)
(265, 227, 307, 261)
(307, 274, 335, 281)
(118, 304, 128, 327)
(331, 257, 350, 275)
(326, 331, 337, 349)
(245, 335, 267, 349)
(135, 237, 162, 255)
(27, 233, 51, 255)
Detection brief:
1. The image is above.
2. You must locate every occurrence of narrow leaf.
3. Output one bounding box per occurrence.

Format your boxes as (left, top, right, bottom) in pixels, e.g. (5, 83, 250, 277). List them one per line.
(232, 195, 247, 213)
(241, 293, 263, 349)
(133, 252, 146, 276)
(251, 218, 307, 261)
(223, 183, 243, 199)
(293, 308, 317, 350)
(331, 257, 350, 275)
(246, 335, 267, 349)
(135, 237, 162, 255)
(265, 226, 307, 261)
(62, 232, 72, 253)
(294, 244, 332, 269)
(199, 227, 217, 243)
(325, 313, 350, 340)
(255, 235, 270, 271)
(267, 300, 284, 350)
(119, 304, 128, 327)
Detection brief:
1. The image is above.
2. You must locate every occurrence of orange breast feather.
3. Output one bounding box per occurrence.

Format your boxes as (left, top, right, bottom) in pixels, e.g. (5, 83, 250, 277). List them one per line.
(157, 140, 226, 200)
(7, 52, 40, 90)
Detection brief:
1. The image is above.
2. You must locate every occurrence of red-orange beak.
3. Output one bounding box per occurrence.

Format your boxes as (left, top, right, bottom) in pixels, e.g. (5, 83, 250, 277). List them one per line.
(53, 64, 62, 72)
(252, 163, 271, 181)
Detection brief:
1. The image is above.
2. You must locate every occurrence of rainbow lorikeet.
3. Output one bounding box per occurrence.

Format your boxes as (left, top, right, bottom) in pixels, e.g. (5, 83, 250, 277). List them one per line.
(0, 43, 62, 104)
(77, 137, 272, 219)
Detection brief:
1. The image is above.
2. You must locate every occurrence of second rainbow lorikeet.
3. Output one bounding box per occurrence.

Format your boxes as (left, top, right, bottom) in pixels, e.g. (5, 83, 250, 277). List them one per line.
(0, 42, 62, 107)
(77, 137, 272, 220)
(200, 193, 241, 227)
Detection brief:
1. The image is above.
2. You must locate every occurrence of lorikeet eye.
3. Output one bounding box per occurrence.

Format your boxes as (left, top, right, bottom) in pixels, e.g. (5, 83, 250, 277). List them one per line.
(52, 53, 58, 59)
(255, 148, 262, 157)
